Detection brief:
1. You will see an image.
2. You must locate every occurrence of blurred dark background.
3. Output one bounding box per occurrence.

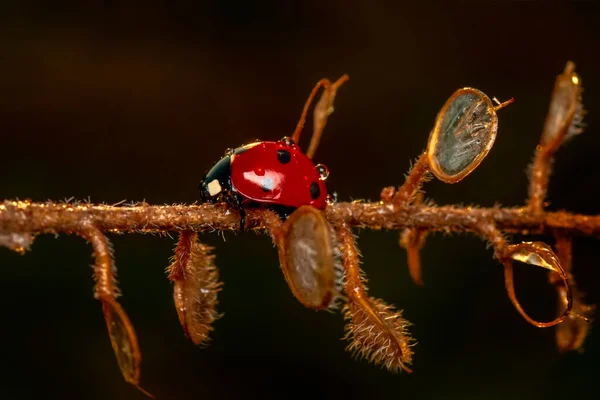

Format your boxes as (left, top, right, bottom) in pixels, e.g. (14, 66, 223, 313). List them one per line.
(2, 2, 600, 399)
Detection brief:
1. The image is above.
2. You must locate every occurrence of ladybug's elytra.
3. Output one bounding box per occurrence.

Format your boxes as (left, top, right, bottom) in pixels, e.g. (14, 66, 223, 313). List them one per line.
(199, 74, 349, 229)
(200, 137, 330, 228)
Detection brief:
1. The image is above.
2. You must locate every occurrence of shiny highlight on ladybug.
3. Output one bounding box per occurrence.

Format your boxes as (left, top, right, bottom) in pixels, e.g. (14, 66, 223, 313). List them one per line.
(199, 75, 349, 229)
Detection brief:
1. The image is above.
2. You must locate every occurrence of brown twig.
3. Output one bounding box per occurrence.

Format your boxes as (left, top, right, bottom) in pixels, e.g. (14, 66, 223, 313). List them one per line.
(392, 153, 430, 206)
(3, 200, 600, 238)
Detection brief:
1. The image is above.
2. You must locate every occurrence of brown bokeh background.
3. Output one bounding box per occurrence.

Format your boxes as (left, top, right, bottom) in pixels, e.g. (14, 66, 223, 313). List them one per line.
(2, 2, 600, 399)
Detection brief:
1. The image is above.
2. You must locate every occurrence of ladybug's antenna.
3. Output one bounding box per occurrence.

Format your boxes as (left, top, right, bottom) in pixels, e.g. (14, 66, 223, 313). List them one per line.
(291, 74, 349, 159)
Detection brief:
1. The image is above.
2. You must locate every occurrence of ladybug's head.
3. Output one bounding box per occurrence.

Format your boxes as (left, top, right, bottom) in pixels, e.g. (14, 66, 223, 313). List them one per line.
(199, 155, 233, 203)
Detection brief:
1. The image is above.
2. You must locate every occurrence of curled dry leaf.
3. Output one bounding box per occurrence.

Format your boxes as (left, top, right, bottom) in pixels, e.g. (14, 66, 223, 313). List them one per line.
(167, 231, 222, 346)
(503, 241, 576, 328)
(337, 226, 413, 372)
(277, 206, 344, 310)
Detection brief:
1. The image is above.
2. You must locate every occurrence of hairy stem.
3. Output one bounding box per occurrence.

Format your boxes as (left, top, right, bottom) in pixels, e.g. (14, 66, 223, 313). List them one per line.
(527, 148, 553, 213)
(3, 200, 600, 238)
(393, 153, 430, 206)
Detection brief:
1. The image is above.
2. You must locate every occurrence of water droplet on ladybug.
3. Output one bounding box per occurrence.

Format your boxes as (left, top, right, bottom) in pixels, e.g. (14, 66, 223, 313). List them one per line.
(280, 136, 295, 146)
(326, 192, 338, 205)
(255, 167, 265, 176)
(224, 148, 234, 156)
(315, 164, 330, 180)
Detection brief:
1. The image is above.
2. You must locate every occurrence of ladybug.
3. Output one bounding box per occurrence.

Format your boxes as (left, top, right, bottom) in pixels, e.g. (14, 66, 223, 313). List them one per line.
(199, 74, 348, 230)
(200, 136, 330, 229)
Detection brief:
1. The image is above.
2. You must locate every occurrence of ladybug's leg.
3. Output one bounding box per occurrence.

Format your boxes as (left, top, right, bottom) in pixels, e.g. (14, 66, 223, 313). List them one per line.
(226, 192, 246, 232)
(290, 75, 349, 160)
(238, 207, 247, 232)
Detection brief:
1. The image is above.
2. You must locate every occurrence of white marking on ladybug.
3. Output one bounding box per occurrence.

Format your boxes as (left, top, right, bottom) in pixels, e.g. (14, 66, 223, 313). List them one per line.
(261, 177, 275, 192)
(207, 179, 222, 196)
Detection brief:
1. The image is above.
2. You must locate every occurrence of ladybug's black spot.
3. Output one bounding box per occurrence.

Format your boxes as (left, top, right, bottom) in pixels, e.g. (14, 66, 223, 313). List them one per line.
(277, 149, 291, 164)
(310, 182, 320, 199)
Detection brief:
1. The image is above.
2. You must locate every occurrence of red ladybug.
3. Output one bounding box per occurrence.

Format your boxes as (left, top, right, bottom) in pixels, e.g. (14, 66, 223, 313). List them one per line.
(200, 136, 330, 229)
(200, 74, 348, 230)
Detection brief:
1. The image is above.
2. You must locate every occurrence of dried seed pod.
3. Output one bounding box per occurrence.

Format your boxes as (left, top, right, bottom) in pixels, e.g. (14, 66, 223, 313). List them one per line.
(427, 88, 511, 183)
(167, 232, 222, 346)
(102, 298, 154, 397)
(541, 61, 584, 151)
(81, 227, 152, 396)
(278, 206, 343, 310)
(102, 298, 142, 385)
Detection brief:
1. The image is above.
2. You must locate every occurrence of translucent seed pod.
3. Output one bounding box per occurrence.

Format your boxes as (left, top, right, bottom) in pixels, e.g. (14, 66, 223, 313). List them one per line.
(540, 61, 583, 150)
(101, 298, 142, 386)
(427, 88, 506, 183)
(278, 206, 343, 310)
